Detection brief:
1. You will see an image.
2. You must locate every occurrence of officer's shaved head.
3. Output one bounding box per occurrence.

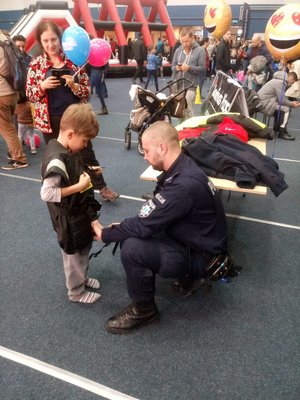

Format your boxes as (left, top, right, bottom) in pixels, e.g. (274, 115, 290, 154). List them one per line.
(143, 121, 179, 147)
(142, 121, 181, 171)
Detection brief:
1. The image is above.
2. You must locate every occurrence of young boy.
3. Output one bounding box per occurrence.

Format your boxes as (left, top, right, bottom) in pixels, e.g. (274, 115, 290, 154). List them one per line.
(41, 103, 102, 303)
(15, 101, 37, 154)
(144, 47, 159, 92)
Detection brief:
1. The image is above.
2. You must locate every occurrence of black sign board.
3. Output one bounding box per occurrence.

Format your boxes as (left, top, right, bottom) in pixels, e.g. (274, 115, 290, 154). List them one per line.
(203, 71, 249, 117)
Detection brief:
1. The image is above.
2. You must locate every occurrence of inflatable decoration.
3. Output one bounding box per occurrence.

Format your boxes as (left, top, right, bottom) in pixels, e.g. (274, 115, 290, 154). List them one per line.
(265, 4, 300, 61)
(204, 0, 232, 39)
(62, 26, 90, 66)
(88, 38, 112, 67)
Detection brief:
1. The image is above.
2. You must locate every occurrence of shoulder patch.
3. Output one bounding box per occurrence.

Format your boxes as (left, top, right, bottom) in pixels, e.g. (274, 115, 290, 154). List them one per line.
(155, 193, 166, 204)
(139, 199, 156, 218)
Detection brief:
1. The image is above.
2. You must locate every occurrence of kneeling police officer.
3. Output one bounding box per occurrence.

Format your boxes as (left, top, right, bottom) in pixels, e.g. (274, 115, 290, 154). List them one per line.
(98, 121, 228, 334)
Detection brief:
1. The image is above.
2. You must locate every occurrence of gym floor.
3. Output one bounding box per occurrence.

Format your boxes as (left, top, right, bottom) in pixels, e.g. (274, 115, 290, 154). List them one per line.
(1, 76, 299, 400)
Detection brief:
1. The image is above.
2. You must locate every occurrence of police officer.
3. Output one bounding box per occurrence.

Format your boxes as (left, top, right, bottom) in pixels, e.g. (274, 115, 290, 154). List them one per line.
(99, 121, 228, 334)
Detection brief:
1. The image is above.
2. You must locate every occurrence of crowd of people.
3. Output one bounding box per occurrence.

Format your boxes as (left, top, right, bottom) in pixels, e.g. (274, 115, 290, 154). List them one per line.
(128, 30, 299, 136)
(0, 22, 299, 334)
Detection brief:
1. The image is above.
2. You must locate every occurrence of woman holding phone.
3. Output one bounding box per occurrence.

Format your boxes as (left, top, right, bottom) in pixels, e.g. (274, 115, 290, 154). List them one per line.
(26, 20, 90, 143)
(27, 21, 119, 201)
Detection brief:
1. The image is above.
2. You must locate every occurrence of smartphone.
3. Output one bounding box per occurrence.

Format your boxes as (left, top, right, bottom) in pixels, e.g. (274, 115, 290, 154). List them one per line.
(51, 68, 70, 85)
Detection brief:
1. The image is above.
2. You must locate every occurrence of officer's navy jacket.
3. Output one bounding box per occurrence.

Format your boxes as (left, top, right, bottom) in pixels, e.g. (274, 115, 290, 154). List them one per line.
(102, 153, 227, 255)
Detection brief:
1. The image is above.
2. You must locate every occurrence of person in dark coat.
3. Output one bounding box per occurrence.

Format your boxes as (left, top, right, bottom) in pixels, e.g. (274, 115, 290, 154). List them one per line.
(244, 34, 273, 77)
(131, 34, 147, 84)
(216, 31, 231, 74)
(97, 121, 228, 334)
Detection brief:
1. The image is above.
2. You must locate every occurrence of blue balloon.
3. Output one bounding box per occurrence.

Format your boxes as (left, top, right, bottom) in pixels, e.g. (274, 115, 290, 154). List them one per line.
(62, 26, 90, 66)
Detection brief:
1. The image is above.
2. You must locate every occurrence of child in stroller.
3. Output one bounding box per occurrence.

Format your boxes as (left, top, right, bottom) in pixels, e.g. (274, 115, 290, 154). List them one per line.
(124, 78, 194, 154)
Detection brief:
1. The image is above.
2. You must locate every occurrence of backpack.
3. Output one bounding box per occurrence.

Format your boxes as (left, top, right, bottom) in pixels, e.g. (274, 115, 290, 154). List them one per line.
(0, 33, 27, 95)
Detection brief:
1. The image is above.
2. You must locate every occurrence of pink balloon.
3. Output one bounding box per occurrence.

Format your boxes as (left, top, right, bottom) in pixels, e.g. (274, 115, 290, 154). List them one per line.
(88, 38, 112, 67)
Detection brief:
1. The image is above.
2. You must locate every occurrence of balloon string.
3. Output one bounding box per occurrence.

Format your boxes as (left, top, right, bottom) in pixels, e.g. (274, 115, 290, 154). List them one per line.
(73, 60, 89, 78)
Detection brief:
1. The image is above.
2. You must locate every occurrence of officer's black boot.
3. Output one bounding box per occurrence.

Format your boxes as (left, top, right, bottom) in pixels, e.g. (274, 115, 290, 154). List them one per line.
(105, 301, 159, 334)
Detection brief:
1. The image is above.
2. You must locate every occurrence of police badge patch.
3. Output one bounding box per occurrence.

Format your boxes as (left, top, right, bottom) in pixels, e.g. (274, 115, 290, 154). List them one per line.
(139, 199, 156, 218)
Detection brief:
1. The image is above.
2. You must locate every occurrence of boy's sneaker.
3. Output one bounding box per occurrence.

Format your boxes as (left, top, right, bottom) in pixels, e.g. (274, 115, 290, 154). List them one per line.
(1, 160, 28, 170)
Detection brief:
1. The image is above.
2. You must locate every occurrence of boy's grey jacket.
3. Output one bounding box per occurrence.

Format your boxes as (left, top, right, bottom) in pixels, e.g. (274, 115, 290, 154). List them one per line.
(172, 41, 206, 89)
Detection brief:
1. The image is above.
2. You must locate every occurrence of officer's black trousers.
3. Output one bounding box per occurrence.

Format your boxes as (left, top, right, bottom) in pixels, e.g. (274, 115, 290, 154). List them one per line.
(120, 235, 207, 304)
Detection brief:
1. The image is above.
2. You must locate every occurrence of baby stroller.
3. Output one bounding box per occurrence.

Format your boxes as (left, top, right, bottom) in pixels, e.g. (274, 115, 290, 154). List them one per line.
(124, 78, 194, 154)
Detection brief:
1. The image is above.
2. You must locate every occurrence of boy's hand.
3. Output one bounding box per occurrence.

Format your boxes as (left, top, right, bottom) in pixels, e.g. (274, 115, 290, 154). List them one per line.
(79, 172, 91, 191)
(292, 101, 300, 108)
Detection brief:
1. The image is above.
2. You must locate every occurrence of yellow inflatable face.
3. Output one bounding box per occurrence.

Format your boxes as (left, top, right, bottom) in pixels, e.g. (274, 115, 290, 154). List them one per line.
(265, 4, 300, 61)
(204, 0, 232, 39)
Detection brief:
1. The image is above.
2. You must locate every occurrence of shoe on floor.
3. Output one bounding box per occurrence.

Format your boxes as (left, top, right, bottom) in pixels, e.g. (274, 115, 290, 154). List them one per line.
(97, 107, 108, 115)
(1, 160, 28, 170)
(100, 187, 120, 202)
(7, 151, 13, 161)
(70, 291, 101, 304)
(172, 278, 208, 297)
(278, 132, 295, 140)
(85, 278, 100, 289)
(106, 302, 159, 334)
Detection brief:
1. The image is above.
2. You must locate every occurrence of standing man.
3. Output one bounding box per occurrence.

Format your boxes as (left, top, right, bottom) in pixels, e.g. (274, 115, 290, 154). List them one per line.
(98, 121, 228, 334)
(12, 34, 32, 68)
(216, 30, 231, 74)
(244, 33, 273, 91)
(0, 30, 28, 170)
(199, 38, 210, 95)
(132, 34, 147, 84)
(244, 34, 273, 74)
(172, 28, 206, 120)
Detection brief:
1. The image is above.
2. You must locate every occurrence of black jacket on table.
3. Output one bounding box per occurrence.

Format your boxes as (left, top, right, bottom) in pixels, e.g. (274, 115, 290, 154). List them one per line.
(41, 140, 100, 254)
(183, 133, 288, 197)
(102, 153, 227, 256)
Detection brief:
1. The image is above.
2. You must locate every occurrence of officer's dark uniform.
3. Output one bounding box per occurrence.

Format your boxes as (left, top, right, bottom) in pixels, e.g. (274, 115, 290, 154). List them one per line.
(102, 153, 227, 304)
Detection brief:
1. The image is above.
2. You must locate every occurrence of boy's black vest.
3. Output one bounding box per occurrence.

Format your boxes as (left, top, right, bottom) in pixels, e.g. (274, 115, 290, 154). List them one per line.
(41, 140, 100, 254)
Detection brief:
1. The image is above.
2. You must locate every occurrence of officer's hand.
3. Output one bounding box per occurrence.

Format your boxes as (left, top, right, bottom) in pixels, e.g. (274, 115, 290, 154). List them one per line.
(91, 220, 103, 241)
(108, 222, 120, 228)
